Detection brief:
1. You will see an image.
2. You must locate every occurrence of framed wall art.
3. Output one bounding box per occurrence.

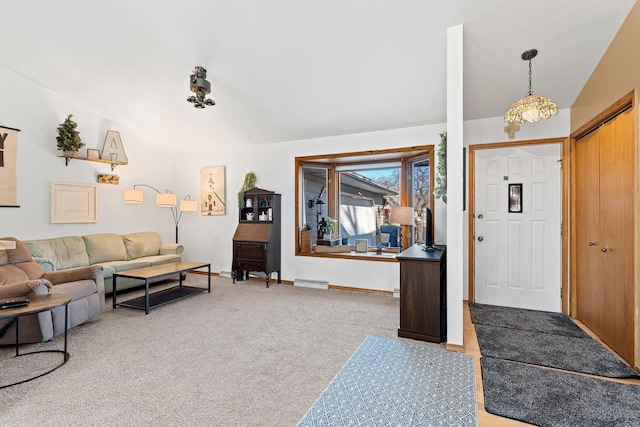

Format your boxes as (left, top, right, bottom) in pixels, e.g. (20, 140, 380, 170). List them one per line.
(0, 126, 21, 207)
(200, 166, 226, 216)
(86, 148, 101, 159)
(51, 181, 98, 223)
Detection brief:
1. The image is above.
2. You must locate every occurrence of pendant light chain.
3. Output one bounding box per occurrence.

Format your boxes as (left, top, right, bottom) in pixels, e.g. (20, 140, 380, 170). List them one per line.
(528, 59, 533, 96)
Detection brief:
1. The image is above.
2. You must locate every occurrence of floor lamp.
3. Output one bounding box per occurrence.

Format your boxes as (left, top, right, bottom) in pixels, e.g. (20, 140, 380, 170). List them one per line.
(124, 184, 198, 243)
(390, 206, 414, 251)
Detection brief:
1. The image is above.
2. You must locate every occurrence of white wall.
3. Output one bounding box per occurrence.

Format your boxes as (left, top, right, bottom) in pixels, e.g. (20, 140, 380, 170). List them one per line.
(175, 124, 445, 292)
(0, 66, 177, 242)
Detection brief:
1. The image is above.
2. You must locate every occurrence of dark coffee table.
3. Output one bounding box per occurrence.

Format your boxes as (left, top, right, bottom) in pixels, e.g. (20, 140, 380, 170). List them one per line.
(0, 292, 71, 389)
(112, 261, 211, 314)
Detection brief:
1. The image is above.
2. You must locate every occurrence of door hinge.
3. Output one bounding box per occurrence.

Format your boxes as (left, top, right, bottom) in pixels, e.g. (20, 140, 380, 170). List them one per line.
(557, 159, 562, 169)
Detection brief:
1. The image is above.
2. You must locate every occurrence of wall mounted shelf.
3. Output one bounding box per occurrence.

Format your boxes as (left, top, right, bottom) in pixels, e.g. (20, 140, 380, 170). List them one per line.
(60, 155, 127, 171)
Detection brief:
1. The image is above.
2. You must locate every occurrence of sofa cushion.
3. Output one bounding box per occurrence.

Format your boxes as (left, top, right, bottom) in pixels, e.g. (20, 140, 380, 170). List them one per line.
(83, 233, 128, 265)
(99, 260, 152, 272)
(24, 236, 90, 270)
(123, 231, 162, 260)
(137, 254, 182, 265)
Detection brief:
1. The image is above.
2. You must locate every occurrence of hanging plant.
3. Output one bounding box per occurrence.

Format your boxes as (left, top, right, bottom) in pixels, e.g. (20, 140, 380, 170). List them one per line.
(56, 114, 85, 155)
(237, 171, 257, 208)
(434, 132, 447, 203)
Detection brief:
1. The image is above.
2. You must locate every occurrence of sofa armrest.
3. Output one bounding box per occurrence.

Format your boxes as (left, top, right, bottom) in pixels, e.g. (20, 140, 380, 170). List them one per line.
(32, 257, 56, 272)
(0, 279, 52, 299)
(43, 265, 103, 286)
(159, 243, 184, 256)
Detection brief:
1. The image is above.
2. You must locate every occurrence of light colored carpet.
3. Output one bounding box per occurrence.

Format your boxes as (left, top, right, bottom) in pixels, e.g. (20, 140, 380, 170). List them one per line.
(0, 275, 415, 426)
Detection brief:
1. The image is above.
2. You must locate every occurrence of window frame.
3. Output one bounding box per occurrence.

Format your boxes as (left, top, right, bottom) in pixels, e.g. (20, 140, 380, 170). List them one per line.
(295, 145, 434, 261)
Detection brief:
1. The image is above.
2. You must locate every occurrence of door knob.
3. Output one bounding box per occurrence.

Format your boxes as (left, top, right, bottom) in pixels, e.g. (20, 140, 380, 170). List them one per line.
(478, 214, 484, 219)
(477, 236, 484, 242)
(588, 242, 595, 246)
(601, 246, 608, 253)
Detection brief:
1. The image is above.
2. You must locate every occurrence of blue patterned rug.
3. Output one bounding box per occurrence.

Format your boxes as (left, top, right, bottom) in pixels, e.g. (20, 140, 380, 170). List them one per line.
(297, 336, 477, 426)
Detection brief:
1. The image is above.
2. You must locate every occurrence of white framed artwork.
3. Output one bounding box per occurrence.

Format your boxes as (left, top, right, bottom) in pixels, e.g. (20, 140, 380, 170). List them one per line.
(51, 181, 98, 223)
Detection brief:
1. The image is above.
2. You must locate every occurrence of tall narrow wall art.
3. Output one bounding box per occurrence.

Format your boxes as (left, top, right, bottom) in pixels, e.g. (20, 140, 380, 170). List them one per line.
(0, 126, 20, 207)
(200, 166, 226, 216)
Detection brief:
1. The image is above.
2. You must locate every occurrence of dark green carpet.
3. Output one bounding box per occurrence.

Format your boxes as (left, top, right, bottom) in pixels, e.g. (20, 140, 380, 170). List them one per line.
(481, 357, 640, 427)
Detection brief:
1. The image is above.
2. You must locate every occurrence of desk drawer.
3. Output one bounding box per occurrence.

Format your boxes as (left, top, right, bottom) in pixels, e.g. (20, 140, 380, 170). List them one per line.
(234, 242, 267, 260)
(234, 260, 267, 272)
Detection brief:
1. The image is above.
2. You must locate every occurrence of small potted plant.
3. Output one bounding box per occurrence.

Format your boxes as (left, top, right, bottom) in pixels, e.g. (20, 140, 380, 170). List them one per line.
(326, 217, 337, 240)
(56, 114, 85, 156)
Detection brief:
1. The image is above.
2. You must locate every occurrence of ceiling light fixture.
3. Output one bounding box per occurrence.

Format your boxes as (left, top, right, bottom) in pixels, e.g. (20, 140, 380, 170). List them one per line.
(504, 49, 558, 124)
(187, 66, 216, 109)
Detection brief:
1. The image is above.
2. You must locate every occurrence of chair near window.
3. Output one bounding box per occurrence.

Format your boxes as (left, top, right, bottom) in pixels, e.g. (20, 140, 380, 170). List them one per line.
(380, 225, 400, 247)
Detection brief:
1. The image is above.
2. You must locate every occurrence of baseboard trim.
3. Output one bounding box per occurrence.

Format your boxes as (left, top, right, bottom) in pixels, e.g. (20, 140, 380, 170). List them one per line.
(445, 343, 466, 353)
(190, 271, 391, 295)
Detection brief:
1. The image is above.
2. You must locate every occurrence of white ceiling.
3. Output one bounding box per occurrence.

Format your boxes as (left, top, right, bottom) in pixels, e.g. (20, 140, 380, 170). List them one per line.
(1, 0, 636, 153)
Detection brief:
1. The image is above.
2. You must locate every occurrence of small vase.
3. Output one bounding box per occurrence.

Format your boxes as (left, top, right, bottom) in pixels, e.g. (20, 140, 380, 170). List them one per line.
(63, 150, 78, 157)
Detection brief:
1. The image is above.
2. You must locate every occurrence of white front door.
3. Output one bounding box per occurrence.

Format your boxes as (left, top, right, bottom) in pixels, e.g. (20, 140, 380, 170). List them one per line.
(474, 144, 561, 312)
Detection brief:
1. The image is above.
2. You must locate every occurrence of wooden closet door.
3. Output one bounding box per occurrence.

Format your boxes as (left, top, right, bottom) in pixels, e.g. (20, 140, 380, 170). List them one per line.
(575, 107, 635, 364)
(575, 129, 600, 332)
(596, 108, 635, 364)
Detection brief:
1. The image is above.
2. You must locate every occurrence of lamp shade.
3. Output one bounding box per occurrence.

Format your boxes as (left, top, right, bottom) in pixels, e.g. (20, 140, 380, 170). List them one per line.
(504, 94, 558, 124)
(0, 240, 16, 250)
(156, 193, 177, 207)
(180, 199, 198, 212)
(124, 189, 144, 203)
(390, 206, 414, 226)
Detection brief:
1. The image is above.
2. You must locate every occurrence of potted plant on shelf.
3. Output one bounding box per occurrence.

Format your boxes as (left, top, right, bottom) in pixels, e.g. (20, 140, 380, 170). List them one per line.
(237, 171, 257, 208)
(56, 114, 85, 157)
(326, 217, 338, 240)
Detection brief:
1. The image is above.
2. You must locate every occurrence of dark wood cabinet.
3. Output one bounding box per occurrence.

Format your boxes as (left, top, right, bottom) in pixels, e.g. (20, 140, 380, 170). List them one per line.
(396, 244, 446, 343)
(232, 188, 281, 287)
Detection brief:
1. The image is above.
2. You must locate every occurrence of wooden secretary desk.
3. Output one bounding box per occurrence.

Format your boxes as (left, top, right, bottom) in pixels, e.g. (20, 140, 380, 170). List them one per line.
(232, 188, 281, 287)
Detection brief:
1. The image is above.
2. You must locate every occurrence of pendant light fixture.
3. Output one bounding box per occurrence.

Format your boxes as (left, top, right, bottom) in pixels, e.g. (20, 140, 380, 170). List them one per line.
(504, 49, 558, 124)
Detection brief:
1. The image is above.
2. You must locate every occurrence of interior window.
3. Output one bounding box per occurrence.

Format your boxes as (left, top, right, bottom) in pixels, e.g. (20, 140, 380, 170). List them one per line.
(338, 164, 400, 246)
(296, 146, 434, 260)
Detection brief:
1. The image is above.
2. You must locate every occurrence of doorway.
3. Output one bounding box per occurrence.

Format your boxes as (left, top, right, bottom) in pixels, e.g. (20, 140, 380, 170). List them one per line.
(469, 139, 566, 312)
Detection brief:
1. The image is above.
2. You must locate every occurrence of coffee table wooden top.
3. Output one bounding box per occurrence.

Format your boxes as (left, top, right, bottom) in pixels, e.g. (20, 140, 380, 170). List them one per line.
(112, 261, 209, 280)
(0, 293, 72, 318)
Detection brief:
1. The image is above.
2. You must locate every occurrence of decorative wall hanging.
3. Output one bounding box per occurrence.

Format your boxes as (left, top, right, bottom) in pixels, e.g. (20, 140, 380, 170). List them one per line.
(200, 166, 226, 216)
(0, 125, 20, 207)
(100, 130, 128, 164)
(51, 181, 98, 223)
(98, 174, 119, 185)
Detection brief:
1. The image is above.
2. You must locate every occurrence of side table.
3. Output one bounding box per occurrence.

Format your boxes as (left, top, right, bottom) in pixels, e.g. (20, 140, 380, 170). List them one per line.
(0, 293, 71, 389)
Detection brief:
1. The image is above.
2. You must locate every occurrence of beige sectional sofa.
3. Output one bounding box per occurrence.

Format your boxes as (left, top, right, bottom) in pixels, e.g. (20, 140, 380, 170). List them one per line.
(23, 231, 183, 294)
